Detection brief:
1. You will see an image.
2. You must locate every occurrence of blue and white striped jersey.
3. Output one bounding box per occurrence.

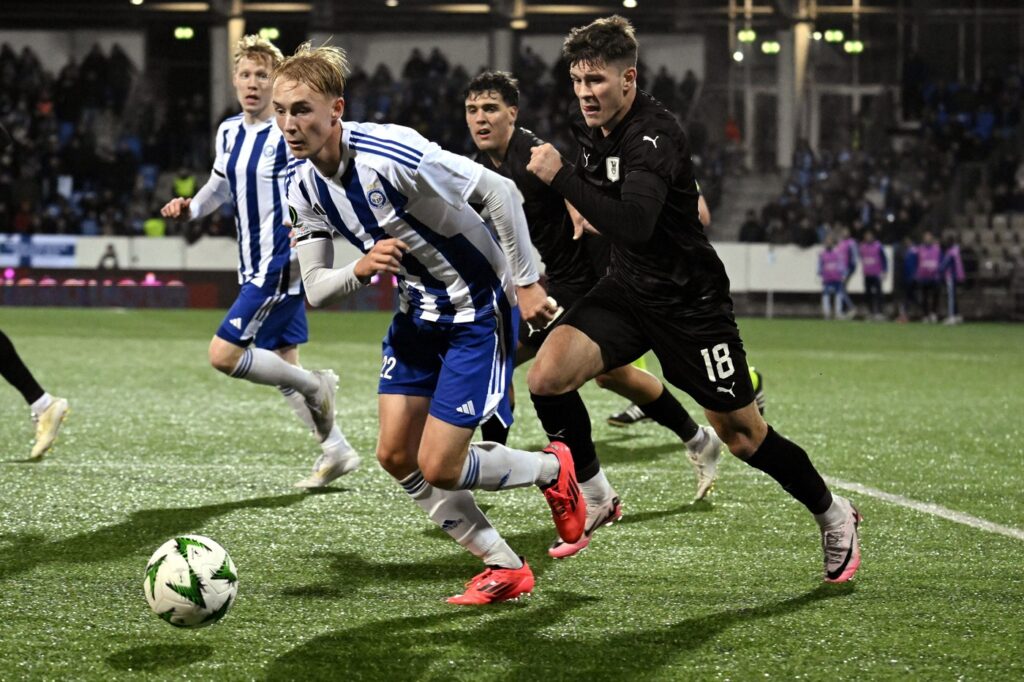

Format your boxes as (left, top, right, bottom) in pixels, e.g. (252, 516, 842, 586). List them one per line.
(199, 114, 300, 292)
(286, 121, 516, 324)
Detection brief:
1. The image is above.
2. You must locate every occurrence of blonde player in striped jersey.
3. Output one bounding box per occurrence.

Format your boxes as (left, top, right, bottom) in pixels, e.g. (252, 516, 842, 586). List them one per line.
(161, 35, 358, 488)
(273, 43, 587, 604)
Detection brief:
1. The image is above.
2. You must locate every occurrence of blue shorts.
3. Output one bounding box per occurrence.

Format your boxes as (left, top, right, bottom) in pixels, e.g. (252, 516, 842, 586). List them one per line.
(215, 282, 308, 350)
(379, 302, 518, 429)
(823, 282, 843, 296)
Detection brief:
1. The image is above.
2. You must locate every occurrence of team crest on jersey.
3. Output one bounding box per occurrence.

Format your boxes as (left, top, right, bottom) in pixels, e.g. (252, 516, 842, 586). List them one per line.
(263, 144, 276, 158)
(367, 188, 388, 208)
(606, 157, 621, 182)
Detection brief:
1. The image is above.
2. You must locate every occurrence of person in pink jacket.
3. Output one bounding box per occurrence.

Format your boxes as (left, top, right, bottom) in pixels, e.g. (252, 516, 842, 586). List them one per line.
(914, 231, 942, 323)
(858, 229, 888, 320)
(819, 235, 847, 319)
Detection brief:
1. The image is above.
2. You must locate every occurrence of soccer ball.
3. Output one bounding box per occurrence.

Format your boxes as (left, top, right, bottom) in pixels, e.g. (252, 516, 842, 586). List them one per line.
(143, 535, 238, 628)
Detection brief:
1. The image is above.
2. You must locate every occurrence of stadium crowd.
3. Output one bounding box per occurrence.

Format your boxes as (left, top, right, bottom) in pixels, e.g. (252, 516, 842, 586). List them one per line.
(2, 36, 1015, 318)
(740, 63, 1024, 285)
(0, 41, 713, 241)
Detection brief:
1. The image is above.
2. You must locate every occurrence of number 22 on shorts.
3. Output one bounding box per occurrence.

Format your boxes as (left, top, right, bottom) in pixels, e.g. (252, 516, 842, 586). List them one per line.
(380, 354, 397, 380)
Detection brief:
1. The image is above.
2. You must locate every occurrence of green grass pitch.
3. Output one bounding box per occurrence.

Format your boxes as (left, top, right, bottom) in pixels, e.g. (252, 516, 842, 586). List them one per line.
(1, 308, 1022, 680)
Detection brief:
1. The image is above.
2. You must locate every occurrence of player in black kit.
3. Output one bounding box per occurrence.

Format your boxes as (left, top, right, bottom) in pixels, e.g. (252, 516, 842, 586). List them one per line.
(464, 71, 725, 557)
(525, 16, 862, 583)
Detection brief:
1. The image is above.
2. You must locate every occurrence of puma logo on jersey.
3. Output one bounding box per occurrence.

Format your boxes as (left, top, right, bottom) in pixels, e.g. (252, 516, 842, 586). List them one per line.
(716, 382, 736, 397)
(643, 135, 660, 148)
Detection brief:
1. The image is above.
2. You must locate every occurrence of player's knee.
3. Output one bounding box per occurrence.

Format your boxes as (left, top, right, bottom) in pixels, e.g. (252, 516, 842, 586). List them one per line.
(723, 434, 759, 460)
(418, 460, 460, 490)
(209, 350, 236, 375)
(716, 420, 767, 460)
(526, 361, 574, 396)
(376, 447, 410, 478)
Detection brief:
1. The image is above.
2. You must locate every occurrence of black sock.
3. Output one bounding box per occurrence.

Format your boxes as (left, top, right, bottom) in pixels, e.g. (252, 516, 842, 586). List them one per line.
(0, 331, 44, 405)
(638, 385, 699, 442)
(530, 390, 600, 482)
(480, 403, 513, 445)
(746, 426, 832, 514)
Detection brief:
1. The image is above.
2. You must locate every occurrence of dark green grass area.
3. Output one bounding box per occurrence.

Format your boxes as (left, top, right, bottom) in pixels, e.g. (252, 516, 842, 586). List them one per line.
(1, 308, 1022, 680)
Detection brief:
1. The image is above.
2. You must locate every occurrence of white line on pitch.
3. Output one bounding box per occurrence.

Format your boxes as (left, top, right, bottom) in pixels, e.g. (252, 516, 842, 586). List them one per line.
(826, 476, 1024, 542)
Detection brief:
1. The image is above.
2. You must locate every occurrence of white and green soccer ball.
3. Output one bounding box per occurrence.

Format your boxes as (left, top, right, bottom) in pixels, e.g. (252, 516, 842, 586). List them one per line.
(143, 535, 238, 628)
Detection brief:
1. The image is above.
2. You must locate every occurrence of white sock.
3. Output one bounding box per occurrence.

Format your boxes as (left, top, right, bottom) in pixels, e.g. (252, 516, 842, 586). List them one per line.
(231, 348, 318, 395)
(30, 392, 53, 416)
(580, 468, 615, 506)
(280, 387, 317, 434)
(685, 426, 708, 453)
(320, 425, 352, 453)
(280, 387, 351, 450)
(399, 470, 521, 569)
(457, 441, 559, 491)
(813, 494, 845, 529)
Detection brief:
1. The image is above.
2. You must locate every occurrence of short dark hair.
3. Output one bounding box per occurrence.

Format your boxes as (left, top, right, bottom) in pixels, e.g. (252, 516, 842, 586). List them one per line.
(464, 71, 520, 107)
(562, 15, 638, 69)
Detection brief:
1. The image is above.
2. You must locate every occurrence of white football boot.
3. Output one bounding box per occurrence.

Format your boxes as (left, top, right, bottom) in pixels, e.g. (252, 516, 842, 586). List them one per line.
(295, 444, 361, 489)
(31, 397, 69, 459)
(687, 425, 723, 501)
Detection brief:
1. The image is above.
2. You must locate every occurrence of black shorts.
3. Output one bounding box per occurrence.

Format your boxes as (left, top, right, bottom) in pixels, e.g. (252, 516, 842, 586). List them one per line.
(561, 276, 755, 413)
(518, 279, 593, 350)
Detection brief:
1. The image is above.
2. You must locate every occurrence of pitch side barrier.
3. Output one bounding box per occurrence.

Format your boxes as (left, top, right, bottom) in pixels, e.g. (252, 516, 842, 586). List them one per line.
(0, 234, 891, 313)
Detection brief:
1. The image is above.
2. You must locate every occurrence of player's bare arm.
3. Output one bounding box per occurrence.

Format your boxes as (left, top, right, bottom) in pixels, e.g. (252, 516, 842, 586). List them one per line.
(160, 197, 193, 220)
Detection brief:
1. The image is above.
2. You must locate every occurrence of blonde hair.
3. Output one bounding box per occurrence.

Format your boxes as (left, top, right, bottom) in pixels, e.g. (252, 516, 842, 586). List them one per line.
(234, 34, 284, 69)
(273, 42, 349, 97)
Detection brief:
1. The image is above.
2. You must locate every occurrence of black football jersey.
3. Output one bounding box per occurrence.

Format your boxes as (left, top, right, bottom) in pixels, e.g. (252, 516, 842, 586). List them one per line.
(568, 91, 732, 314)
(476, 127, 599, 292)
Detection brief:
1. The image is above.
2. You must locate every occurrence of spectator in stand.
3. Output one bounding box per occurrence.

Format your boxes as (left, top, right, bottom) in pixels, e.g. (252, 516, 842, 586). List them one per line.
(819, 234, 847, 320)
(650, 65, 676, 109)
(172, 167, 196, 201)
(915, 231, 942, 323)
(858, 229, 888, 320)
(142, 207, 166, 238)
(940, 233, 965, 325)
(738, 209, 764, 242)
(679, 69, 698, 111)
(426, 47, 450, 78)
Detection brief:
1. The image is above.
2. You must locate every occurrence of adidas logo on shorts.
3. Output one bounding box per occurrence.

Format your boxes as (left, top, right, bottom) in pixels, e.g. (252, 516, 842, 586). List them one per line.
(456, 400, 476, 416)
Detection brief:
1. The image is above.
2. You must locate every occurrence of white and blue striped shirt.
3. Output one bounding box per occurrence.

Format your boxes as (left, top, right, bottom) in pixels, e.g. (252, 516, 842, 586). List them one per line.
(191, 114, 300, 292)
(286, 121, 518, 324)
